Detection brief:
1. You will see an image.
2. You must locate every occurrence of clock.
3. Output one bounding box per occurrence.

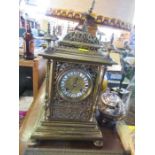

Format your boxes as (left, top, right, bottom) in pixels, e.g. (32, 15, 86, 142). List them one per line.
(31, 30, 114, 146)
(57, 69, 93, 102)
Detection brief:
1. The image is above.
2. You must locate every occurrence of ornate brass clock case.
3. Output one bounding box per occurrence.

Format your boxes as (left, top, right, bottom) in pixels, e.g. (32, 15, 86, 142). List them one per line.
(31, 30, 114, 146)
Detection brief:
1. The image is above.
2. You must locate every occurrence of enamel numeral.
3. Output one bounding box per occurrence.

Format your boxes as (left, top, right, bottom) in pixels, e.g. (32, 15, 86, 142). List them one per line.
(57, 69, 93, 102)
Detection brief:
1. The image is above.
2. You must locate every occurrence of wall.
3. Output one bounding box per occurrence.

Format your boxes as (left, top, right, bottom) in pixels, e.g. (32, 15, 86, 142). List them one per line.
(49, 0, 135, 23)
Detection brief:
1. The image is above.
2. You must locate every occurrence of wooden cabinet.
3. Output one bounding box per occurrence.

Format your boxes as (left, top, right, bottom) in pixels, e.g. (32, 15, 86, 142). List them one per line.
(19, 56, 46, 100)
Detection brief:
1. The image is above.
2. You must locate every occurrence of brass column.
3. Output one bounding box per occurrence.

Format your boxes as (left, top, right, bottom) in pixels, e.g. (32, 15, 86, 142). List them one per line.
(90, 65, 105, 121)
(44, 59, 51, 120)
(49, 60, 56, 118)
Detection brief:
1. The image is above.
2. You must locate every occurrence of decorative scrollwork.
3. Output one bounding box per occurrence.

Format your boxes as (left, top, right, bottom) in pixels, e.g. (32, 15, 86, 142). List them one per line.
(49, 62, 98, 121)
(63, 31, 99, 45)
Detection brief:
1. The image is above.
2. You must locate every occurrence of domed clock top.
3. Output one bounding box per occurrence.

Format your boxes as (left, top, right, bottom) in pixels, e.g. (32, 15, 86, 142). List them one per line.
(63, 30, 99, 45)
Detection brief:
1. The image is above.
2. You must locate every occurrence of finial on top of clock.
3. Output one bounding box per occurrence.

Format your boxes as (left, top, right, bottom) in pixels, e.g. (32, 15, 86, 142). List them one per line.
(43, 22, 59, 48)
(81, 0, 96, 33)
(88, 0, 96, 14)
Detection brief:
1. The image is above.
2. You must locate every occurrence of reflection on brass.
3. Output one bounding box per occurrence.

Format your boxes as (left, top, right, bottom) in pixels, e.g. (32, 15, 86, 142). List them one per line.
(94, 140, 104, 147)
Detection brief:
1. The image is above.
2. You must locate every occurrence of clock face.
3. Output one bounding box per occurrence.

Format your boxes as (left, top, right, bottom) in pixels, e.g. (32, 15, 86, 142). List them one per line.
(57, 69, 93, 102)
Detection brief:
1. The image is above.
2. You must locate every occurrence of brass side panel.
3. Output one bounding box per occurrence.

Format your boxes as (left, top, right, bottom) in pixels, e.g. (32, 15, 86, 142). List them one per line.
(90, 65, 105, 120)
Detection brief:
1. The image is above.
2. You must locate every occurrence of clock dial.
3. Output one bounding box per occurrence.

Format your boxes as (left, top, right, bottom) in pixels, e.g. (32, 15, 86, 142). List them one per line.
(57, 69, 93, 102)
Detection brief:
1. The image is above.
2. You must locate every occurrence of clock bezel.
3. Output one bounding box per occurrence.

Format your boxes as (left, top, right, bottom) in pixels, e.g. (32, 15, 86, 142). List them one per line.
(56, 68, 93, 102)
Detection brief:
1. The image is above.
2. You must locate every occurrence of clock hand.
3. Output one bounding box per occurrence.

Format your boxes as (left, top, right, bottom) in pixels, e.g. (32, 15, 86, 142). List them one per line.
(73, 77, 79, 87)
(70, 78, 79, 94)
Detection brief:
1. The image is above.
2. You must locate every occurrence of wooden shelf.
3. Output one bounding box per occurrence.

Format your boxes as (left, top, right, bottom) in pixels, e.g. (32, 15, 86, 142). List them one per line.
(19, 56, 46, 100)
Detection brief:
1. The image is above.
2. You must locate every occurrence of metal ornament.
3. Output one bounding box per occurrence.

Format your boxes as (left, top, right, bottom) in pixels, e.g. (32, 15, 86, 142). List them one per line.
(88, 0, 96, 14)
(98, 92, 126, 120)
(31, 0, 114, 147)
(43, 22, 59, 48)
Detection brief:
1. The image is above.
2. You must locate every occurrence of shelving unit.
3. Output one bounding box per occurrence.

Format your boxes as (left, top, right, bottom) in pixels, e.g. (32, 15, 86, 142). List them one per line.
(19, 56, 46, 100)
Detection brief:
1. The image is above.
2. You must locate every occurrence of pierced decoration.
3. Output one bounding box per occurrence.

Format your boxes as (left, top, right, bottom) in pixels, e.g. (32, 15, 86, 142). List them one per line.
(50, 62, 98, 121)
(63, 31, 99, 44)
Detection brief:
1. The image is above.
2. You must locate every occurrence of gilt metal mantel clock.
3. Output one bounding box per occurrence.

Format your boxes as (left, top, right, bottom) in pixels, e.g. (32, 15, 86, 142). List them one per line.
(30, 30, 114, 146)
(31, 1, 114, 146)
